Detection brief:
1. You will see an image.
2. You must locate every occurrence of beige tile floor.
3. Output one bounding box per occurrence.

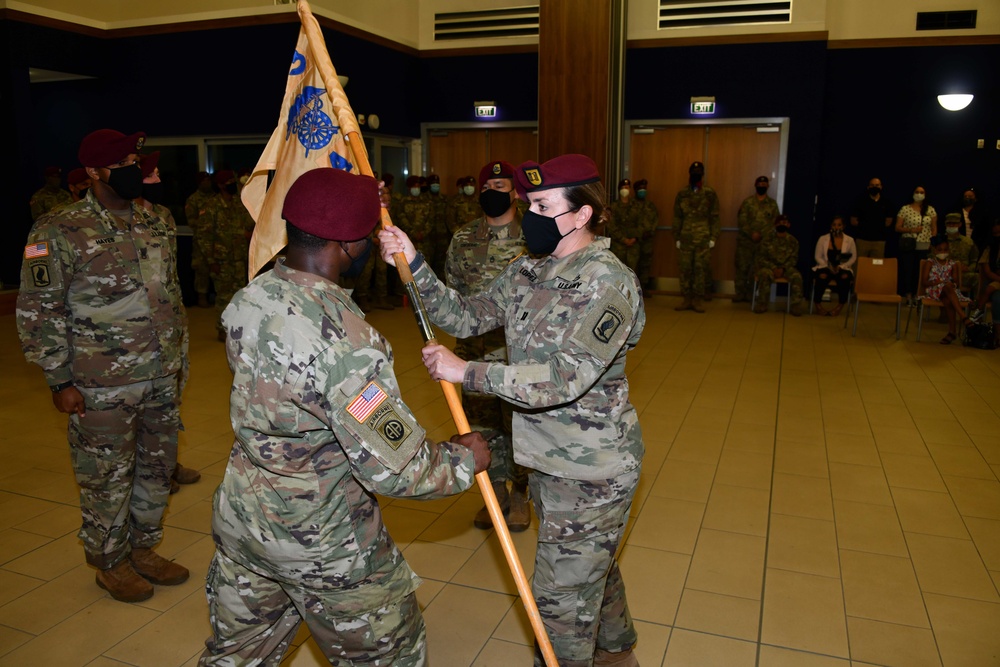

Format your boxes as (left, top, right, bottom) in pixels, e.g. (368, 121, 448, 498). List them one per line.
(1, 294, 1000, 666)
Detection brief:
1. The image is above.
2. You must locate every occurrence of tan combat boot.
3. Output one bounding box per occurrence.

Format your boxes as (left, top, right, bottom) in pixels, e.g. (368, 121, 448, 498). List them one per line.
(473, 481, 509, 530)
(594, 647, 640, 666)
(674, 298, 692, 311)
(506, 483, 531, 532)
(691, 297, 705, 313)
(173, 463, 201, 485)
(96, 559, 154, 603)
(130, 548, 189, 585)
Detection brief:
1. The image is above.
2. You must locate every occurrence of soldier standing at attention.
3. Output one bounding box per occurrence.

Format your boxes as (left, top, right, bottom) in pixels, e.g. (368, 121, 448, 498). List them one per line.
(382, 154, 645, 667)
(446, 160, 531, 532)
(202, 169, 253, 341)
(30, 166, 74, 220)
(426, 173, 449, 274)
(185, 171, 215, 308)
(398, 175, 436, 265)
(17, 129, 189, 603)
(447, 175, 482, 235)
(609, 178, 642, 275)
(734, 175, 780, 303)
(199, 168, 489, 666)
(673, 161, 720, 313)
(754, 214, 804, 315)
(632, 178, 659, 294)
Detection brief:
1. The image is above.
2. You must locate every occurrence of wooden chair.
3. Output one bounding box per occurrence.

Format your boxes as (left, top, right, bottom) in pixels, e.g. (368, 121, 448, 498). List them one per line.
(905, 259, 969, 342)
(846, 257, 903, 339)
(751, 276, 792, 313)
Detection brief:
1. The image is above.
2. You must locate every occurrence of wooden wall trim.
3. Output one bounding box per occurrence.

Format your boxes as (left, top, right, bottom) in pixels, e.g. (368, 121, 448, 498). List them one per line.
(419, 44, 539, 58)
(627, 30, 828, 49)
(0, 8, 418, 55)
(828, 35, 1000, 49)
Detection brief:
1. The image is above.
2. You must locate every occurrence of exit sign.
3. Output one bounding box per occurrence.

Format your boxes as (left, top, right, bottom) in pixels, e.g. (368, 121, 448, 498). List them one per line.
(474, 101, 497, 118)
(691, 101, 716, 114)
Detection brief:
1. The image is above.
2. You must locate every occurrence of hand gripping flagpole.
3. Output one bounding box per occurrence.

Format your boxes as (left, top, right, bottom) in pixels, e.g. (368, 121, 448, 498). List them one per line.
(294, 3, 558, 665)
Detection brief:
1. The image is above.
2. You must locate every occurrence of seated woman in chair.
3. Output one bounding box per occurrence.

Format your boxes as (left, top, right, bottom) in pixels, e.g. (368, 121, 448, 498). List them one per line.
(923, 234, 974, 344)
(812, 215, 856, 316)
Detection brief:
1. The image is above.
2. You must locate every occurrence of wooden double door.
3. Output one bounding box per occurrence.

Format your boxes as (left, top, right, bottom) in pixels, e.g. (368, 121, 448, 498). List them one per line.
(628, 124, 784, 288)
(424, 127, 538, 196)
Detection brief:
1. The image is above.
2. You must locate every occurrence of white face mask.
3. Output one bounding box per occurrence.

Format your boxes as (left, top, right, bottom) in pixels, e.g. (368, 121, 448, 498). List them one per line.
(462, 185, 475, 196)
(619, 188, 630, 199)
(913, 193, 925, 202)
(946, 227, 960, 236)
(935, 252, 949, 260)
(409, 187, 421, 197)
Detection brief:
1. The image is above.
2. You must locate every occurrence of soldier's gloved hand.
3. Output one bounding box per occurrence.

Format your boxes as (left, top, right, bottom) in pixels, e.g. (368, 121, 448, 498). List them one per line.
(52, 386, 86, 416)
(675, 240, 682, 249)
(450, 432, 491, 474)
(378, 226, 417, 266)
(709, 240, 716, 249)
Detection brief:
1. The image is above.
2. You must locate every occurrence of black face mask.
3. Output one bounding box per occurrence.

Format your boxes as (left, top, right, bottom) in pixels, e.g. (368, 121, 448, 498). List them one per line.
(868, 186, 882, 196)
(755, 186, 768, 195)
(342, 239, 372, 279)
(141, 182, 164, 204)
(106, 164, 143, 200)
(964, 197, 976, 207)
(522, 209, 574, 255)
(224, 182, 239, 196)
(479, 188, 513, 218)
(776, 225, 791, 234)
(689, 173, 703, 187)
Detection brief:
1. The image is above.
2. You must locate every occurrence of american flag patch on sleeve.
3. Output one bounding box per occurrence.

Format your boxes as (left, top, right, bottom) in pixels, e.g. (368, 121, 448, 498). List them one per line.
(24, 242, 49, 259)
(346, 381, 388, 423)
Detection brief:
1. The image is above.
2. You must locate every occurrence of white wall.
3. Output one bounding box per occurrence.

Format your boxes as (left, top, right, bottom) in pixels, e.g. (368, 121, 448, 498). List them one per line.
(826, 0, 1000, 41)
(626, 0, 826, 42)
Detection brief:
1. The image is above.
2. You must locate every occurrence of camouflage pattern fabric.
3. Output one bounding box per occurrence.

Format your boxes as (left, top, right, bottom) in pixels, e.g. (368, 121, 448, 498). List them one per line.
(447, 193, 483, 235)
(411, 237, 644, 664)
(634, 199, 659, 285)
(529, 468, 639, 665)
(202, 259, 477, 664)
(352, 229, 389, 301)
(756, 232, 804, 305)
(29, 185, 73, 221)
(674, 186, 720, 298)
(947, 232, 979, 295)
(203, 194, 253, 332)
(16, 190, 185, 568)
(445, 212, 528, 487)
(608, 199, 642, 273)
(397, 195, 436, 272)
(427, 192, 450, 274)
(186, 188, 216, 297)
(735, 195, 780, 300)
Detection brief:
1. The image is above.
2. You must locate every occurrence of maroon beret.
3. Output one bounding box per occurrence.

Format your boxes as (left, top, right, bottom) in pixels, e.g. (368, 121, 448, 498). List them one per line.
(478, 160, 515, 188)
(514, 154, 600, 199)
(283, 168, 380, 242)
(755, 175, 769, 184)
(382, 173, 394, 186)
(775, 214, 790, 226)
(457, 175, 475, 186)
(428, 174, 440, 184)
(67, 168, 89, 185)
(689, 161, 705, 174)
(214, 169, 236, 186)
(43, 166, 61, 178)
(634, 179, 648, 190)
(78, 129, 146, 168)
(618, 179, 631, 189)
(140, 151, 160, 178)
(405, 175, 420, 188)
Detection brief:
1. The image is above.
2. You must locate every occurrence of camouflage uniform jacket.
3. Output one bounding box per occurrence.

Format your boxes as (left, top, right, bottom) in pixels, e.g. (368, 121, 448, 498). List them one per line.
(216, 259, 477, 594)
(447, 194, 483, 235)
(445, 211, 525, 296)
(204, 195, 252, 273)
(758, 233, 800, 270)
(184, 189, 213, 227)
(948, 234, 979, 271)
(17, 189, 185, 387)
(413, 237, 645, 480)
(673, 186, 721, 242)
(398, 196, 435, 243)
(609, 200, 643, 243)
(634, 199, 659, 240)
(737, 195, 779, 241)
(29, 186, 73, 221)
(185, 189, 216, 263)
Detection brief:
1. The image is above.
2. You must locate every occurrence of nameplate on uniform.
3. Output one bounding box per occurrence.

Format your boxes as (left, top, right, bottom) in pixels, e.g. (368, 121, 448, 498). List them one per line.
(347, 381, 388, 423)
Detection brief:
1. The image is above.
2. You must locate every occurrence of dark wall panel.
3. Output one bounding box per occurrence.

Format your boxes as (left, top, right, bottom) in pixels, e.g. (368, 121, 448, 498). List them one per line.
(418, 51, 539, 124)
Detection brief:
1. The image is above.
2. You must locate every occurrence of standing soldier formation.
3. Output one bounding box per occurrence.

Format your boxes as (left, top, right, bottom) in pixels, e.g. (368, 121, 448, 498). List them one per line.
(185, 171, 216, 308)
(445, 160, 531, 531)
(447, 174, 483, 235)
(29, 166, 73, 220)
(202, 169, 254, 340)
(674, 161, 720, 312)
(632, 178, 659, 294)
(17, 128, 189, 603)
(609, 178, 643, 276)
(734, 175, 780, 303)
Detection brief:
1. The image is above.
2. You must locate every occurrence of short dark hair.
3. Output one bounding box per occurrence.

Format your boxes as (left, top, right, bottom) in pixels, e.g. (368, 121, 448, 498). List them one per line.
(286, 221, 329, 250)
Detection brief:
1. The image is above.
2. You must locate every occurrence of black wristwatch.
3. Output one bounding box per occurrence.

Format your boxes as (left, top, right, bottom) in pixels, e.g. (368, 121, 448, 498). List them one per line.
(49, 381, 74, 393)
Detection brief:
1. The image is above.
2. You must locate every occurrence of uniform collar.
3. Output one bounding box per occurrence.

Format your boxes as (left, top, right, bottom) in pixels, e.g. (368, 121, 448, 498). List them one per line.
(272, 258, 363, 315)
(475, 208, 523, 240)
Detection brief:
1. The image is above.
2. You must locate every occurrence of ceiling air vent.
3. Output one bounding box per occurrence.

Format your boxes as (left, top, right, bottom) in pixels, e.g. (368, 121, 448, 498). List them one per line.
(434, 5, 540, 42)
(658, 0, 792, 29)
(916, 10, 977, 31)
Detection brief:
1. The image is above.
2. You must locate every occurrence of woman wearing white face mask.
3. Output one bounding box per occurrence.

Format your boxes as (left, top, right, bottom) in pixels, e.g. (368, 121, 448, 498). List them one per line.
(896, 185, 937, 304)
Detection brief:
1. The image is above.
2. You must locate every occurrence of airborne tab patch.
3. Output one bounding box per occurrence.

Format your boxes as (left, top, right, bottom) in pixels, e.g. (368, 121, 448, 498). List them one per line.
(340, 380, 425, 474)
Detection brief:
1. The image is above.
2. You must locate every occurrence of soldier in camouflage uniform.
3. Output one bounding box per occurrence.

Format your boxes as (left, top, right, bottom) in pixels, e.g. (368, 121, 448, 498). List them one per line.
(398, 175, 436, 267)
(735, 176, 780, 302)
(381, 154, 644, 667)
(446, 160, 531, 532)
(17, 129, 189, 603)
(447, 175, 482, 235)
(609, 178, 642, 273)
(66, 168, 92, 204)
(29, 166, 73, 221)
(633, 178, 659, 292)
(200, 168, 489, 666)
(426, 174, 450, 275)
(944, 212, 979, 296)
(202, 170, 254, 340)
(754, 214, 804, 315)
(674, 161, 720, 313)
(185, 171, 215, 308)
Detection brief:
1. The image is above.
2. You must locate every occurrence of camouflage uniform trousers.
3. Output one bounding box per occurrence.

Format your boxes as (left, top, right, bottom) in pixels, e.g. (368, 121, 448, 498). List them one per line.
(200, 550, 426, 666)
(213, 265, 248, 335)
(637, 238, 655, 286)
(454, 333, 527, 488)
(71, 375, 179, 569)
(610, 242, 640, 275)
(734, 237, 762, 300)
(756, 266, 804, 306)
(529, 467, 640, 667)
(191, 244, 211, 297)
(677, 239, 712, 298)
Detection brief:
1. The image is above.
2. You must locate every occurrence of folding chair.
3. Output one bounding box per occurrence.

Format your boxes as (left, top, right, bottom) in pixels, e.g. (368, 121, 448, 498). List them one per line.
(847, 257, 903, 339)
(809, 276, 839, 314)
(751, 276, 792, 313)
(905, 259, 969, 342)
